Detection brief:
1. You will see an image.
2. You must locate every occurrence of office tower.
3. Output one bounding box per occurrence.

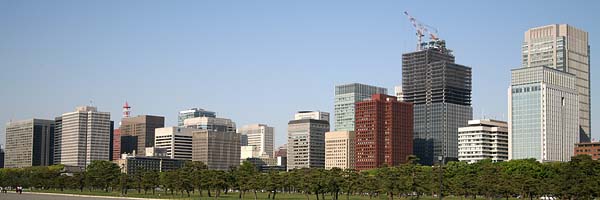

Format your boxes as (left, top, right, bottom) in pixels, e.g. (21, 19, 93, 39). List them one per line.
(239, 124, 274, 158)
(120, 115, 165, 156)
(192, 130, 241, 170)
(354, 94, 413, 170)
(394, 85, 405, 101)
(112, 129, 121, 160)
(287, 111, 330, 170)
(522, 24, 591, 142)
(178, 108, 216, 127)
(0, 147, 4, 168)
(57, 106, 111, 167)
(109, 121, 114, 161)
(509, 66, 579, 162)
(53, 117, 62, 164)
(335, 83, 387, 131)
(154, 127, 194, 160)
(294, 111, 330, 122)
(5, 119, 55, 168)
(458, 119, 508, 163)
(183, 117, 236, 132)
(325, 131, 355, 169)
(402, 41, 472, 165)
(574, 142, 600, 160)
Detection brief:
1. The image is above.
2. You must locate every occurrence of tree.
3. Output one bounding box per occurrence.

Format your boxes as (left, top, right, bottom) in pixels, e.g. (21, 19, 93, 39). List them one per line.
(142, 170, 160, 195)
(85, 160, 120, 192)
(341, 169, 359, 200)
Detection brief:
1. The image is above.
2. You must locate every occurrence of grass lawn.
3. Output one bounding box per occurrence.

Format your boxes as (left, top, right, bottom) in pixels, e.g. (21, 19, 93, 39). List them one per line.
(32, 189, 516, 200)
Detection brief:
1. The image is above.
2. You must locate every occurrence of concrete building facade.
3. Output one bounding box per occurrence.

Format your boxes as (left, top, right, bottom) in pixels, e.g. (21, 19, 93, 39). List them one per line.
(402, 42, 473, 165)
(178, 108, 216, 127)
(238, 124, 274, 158)
(183, 117, 236, 132)
(192, 130, 241, 170)
(5, 119, 55, 168)
(354, 94, 413, 170)
(574, 142, 600, 160)
(119, 115, 165, 156)
(325, 131, 355, 169)
(287, 111, 330, 170)
(57, 106, 111, 167)
(458, 119, 509, 163)
(522, 24, 591, 142)
(334, 83, 387, 131)
(154, 127, 194, 160)
(509, 66, 579, 162)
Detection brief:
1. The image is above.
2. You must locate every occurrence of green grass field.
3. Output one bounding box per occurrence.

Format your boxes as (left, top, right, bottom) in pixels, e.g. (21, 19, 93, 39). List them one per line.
(31, 189, 516, 200)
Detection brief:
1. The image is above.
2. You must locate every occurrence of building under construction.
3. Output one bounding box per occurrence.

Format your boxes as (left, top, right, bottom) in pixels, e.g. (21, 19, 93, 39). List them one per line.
(401, 12, 472, 165)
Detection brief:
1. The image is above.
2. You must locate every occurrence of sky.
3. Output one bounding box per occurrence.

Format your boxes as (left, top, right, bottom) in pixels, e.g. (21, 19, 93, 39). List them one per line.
(0, 0, 598, 147)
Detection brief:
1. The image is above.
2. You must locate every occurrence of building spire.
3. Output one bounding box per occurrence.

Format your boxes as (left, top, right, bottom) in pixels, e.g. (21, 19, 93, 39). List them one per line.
(123, 101, 131, 118)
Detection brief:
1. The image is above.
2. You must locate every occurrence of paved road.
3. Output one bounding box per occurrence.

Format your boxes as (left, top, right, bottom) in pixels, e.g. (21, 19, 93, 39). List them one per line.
(0, 192, 157, 200)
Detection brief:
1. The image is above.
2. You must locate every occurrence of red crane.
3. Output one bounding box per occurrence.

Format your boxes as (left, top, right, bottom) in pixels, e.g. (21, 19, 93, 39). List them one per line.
(403, 11, 439, 50)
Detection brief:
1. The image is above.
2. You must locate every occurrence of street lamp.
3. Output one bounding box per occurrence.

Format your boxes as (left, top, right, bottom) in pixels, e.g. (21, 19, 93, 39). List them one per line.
(438, 156, 443, 200)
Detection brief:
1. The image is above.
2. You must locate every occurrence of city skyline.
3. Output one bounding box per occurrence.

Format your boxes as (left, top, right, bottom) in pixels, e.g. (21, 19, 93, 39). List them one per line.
(1, 1, 599, 147)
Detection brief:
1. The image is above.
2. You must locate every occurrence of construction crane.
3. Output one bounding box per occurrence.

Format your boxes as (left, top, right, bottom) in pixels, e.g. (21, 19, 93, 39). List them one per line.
(403, 11, 439, 50)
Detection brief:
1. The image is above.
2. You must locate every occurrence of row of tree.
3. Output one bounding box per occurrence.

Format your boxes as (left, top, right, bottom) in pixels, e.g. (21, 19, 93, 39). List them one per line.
(1, 155, 599, 200)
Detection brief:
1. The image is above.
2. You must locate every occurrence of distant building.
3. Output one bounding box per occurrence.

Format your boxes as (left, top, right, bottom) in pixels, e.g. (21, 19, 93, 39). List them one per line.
(184, 117, 236, 132)
(523, 24, 591, 142)
(56, 106, 111, 167)
(402, 41, 472, 165)
(287, 111, 330, 170)
(394, 86, 404, 102)
(145, 147, 168, 157)
(154, 127, 195, 160)
(458, 119, 509, 163)
(355, 94, 413, 170)
(325, 131, 355, 169)
(192, 130, 240, 170)
(120, 115, 165, 156)
(178, 108, 216, 127)
(5, 119, 55, 168)
(112, 129, 121, 161)
(241, 146, 261, 160)
(239, 124, 274, 158)
(334, 83, 387, 131)
(274, 144, 287, 158)
(0, 147, 4, 168)
(115, 154, 186, 175)
(574, 142, 600, 160)
(509, 66, 579, 162)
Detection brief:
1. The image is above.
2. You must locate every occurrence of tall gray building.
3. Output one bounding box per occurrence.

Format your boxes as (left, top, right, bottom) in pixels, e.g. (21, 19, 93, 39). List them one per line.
(5, 119, 55, 168)
(402, 40, 473, 165)
(192, 130, 241, 170)
(334, 83, 387, 131)
(120, 115, 165, 156)
(522, 24, 591, 142)
(57, 106, 111, 167)
(178, 108, 216, 127)
(509, 66, 579, 162)
(287, 111, 330, 170)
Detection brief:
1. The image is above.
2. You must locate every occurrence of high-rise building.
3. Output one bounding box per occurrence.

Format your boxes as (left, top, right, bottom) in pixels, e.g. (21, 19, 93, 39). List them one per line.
(154, 127, 194, 160)
(183, 117, 236, 132)
(394, 85, 404, 102)
(522, 24, 591, 142)
(57, 106, 111, 167)
(0, 147, 4, 168)
(574, 142, 600, 160)
(5, 119, 55, 168)
(239, 124, 274, 158)
(112, 129, 121, 161)
(178, 108, 216, 127)
(192, 130, 240, 170)
(287, 111, 330, 170)
(335, 83, 387, 131)
(354, 94, 413, 170)
(120, 115, 165, 156)
(53, 116, 62, 164)
(509, 66, 579, 162)
(325, 131, 355, 169)
(458, 119, 509, 163)
(402, 41, 472, 165)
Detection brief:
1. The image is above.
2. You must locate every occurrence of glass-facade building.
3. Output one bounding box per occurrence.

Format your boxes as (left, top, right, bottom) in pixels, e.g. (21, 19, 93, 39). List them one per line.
(509, 66, 579, 162)
(334, 83, 387, 131)
(177, 108, 216, 127)
(402, 41, 473, 165)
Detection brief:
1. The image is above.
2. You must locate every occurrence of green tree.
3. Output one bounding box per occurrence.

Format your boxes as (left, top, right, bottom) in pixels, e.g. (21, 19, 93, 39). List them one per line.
(341, 169, 359, 200)
(141, 170, 160, 194)
(85, 160, 120, 192)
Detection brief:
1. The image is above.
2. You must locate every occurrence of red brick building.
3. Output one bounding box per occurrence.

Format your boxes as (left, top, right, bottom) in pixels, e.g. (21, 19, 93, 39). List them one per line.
(112, 129, 121, 160)
(354, 94, 413, 170)
(574, 142, 600, 160)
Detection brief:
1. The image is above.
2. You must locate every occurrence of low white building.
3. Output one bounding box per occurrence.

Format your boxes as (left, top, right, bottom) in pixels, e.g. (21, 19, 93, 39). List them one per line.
(458, 119, 508, 163)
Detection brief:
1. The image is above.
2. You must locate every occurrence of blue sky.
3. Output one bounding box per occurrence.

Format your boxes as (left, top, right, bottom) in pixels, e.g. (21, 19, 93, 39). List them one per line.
(0, 0, 598, 146)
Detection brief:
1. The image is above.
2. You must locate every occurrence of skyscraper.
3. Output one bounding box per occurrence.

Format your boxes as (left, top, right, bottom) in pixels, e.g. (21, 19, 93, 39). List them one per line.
(354, 94, 413, 170)
(402, 40, 473, 165)
(238, 124, 274, 158)
(522, 24, 591, 142)
(57, 106, 111, 167)
(287, 111, 330, 170)
(192, 129, 241, 170)
(154, 127, 194, 160)
(335, 83, 387, 131)
(178, 108, 216, 127)
(119, 115, 165, 156)
(5, 119, 55, 168)
(509, 66, 579, 162)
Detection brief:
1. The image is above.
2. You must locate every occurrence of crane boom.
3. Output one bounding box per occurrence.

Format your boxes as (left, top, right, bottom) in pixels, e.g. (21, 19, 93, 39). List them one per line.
(403, 11, 439, 50)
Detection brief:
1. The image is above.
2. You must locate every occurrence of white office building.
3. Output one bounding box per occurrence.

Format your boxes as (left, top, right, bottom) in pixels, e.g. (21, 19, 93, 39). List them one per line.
(58, 106, 111, 167)
(458, 119, 508, 163)
(238, 124, 274, 158)
(154, 127, 195, 160)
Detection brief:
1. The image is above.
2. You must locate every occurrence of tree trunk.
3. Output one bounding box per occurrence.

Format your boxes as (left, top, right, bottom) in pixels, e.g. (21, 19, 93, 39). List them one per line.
(272, 191, 277, 200)
(254, 190, 258, 200)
